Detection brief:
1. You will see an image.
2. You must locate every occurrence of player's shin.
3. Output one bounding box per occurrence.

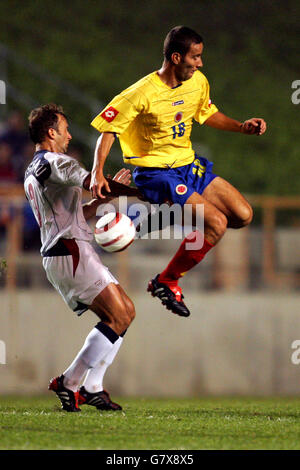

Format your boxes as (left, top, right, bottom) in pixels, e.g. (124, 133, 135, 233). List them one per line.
(62, 322, 119, 392)
(81, 335, 124, 393)
(158, 231, 214, 285)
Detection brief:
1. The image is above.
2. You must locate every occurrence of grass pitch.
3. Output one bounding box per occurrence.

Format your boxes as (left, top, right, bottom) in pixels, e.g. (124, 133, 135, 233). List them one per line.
(1, 395, 300, 450)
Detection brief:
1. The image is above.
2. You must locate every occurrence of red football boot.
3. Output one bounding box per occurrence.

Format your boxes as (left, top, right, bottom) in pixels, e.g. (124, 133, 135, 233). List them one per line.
(48, 375, 81, 412)
(147, 274, 190, 317)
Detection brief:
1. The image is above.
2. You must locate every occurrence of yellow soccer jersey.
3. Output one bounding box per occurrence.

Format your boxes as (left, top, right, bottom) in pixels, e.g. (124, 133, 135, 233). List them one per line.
(91, 70, 218, 168)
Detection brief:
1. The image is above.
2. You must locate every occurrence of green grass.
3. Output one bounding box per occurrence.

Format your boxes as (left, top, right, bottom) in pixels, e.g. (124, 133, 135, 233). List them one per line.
(1, 396, 300, 450)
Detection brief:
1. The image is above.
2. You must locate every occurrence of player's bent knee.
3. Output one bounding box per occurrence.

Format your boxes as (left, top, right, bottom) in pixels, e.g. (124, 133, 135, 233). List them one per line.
(114, 302, 135, 333)
(245, 203, 253, 225)
(125, 301, 136, 325)
(125, 297, 136, 322)
(211, 211, 228, 238)
(239, 202, 253, 227)
(127, 306, 136, 324)
(114, 312, 132, 334)
(118, 290, 136, 322)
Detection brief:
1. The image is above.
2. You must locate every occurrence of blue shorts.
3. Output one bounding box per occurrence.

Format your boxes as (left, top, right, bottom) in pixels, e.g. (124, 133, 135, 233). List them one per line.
(133, 155, 217, 206)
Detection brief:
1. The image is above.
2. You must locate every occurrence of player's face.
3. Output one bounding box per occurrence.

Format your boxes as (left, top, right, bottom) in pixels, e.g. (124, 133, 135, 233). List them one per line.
(53, 114, 72, 153)
(175, 42, 203, 82)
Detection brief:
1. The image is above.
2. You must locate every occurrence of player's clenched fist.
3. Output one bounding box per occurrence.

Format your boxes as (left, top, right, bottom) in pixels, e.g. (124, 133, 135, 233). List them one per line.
(241, 118, 267, 136)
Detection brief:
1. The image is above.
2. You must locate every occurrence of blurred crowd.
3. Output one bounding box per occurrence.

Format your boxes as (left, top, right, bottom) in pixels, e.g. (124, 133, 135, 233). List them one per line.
(0, 110, 34, 184)
(0, 110, 84, 252)
(0, 110, 38, 251)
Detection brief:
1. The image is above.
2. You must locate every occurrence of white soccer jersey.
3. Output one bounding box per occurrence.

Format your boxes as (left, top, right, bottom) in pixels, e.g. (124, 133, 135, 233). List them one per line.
(24, 150, 93, 254)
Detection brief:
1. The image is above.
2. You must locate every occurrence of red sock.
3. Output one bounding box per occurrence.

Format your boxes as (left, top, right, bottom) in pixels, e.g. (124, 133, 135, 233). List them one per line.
(158, 231, 214, 285)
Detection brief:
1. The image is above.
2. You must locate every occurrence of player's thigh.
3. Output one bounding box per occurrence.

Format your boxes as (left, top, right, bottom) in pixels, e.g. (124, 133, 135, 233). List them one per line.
(202, 177, 253, 227)
(185, 190, 227, 232)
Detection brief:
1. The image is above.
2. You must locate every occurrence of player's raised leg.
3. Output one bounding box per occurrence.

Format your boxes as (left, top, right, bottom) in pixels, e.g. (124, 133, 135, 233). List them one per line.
(201, 176, 253, 229)
(148, 191, 228, 317)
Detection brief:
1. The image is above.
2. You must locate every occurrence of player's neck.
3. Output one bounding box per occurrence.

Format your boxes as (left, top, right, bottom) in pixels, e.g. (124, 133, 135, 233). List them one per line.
(36, 141, 60, 153)
(157, 62, 181, 88)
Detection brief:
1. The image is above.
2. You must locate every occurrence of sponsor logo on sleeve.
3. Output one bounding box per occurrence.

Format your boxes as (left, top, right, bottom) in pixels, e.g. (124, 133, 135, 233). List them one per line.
(208, 99, 212, 107)
(101, 106, 119, 123)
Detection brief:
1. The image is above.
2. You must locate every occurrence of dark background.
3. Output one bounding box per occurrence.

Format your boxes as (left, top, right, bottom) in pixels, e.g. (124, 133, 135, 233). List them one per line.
(0, 0, 299, 195)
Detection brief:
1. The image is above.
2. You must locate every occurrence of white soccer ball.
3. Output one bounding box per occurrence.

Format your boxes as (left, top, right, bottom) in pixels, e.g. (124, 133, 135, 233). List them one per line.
(94, 212, 136, 252)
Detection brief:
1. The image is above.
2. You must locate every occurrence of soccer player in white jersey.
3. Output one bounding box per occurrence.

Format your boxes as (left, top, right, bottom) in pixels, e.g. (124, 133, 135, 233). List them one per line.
(89, 26, 267, 317)
(24, 103, 142, 412)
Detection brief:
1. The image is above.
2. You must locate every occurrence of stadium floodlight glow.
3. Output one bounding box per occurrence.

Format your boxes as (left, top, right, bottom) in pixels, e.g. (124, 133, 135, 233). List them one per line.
(0, 80, 6, 104)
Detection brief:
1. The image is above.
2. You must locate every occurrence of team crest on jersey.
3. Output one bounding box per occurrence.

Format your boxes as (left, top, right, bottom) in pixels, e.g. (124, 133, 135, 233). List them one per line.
(174, 112, 183, 122)
(101, 106, 119, 123)
(175, 184, 187, 195)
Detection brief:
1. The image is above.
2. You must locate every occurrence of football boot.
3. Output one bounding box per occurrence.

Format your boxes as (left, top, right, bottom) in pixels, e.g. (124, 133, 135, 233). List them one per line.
(48, 374, 81, 412)
(147, 274, 190, 317)
(78, 386, 122, 411)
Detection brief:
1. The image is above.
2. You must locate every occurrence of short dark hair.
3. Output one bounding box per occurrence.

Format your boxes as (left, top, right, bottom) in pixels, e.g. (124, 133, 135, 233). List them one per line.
(163, 26, 203, 62)
(28, 103, 67, 144)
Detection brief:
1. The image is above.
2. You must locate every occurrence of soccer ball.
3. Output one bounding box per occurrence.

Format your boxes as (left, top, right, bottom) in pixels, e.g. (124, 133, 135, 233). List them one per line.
(94, 212, 136, 252)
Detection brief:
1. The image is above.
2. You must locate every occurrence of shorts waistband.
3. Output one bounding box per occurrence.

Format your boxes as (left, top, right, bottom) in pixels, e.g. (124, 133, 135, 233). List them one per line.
(42, 238, 77, 257)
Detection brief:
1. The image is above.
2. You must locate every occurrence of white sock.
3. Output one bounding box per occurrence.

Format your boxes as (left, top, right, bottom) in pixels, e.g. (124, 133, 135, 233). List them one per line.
(62, 323, 119, 392)
(82, 337, 123, 393)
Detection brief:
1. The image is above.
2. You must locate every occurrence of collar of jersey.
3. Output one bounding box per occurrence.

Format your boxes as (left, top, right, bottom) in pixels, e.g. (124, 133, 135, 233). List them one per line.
(33, 149, 48, 159)
(152, 71, 183, 90)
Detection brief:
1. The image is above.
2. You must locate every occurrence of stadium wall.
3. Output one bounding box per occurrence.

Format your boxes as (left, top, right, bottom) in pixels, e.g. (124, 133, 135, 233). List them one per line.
(1, 290, 300, 397)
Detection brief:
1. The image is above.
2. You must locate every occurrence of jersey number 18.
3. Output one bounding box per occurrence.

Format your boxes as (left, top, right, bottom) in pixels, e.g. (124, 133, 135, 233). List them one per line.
(172, 122, 186, 139)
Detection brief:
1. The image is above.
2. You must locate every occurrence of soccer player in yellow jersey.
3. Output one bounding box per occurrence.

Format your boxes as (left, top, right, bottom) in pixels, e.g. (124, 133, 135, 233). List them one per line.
(90, 26, 267, 317)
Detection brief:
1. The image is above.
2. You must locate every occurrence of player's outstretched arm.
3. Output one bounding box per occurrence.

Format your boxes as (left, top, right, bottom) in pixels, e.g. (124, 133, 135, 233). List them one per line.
(204, 111, 266, 135)
(84, 170, 144, 199)
(90, 132, 116, 199)
(83, 169, 144, 220)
